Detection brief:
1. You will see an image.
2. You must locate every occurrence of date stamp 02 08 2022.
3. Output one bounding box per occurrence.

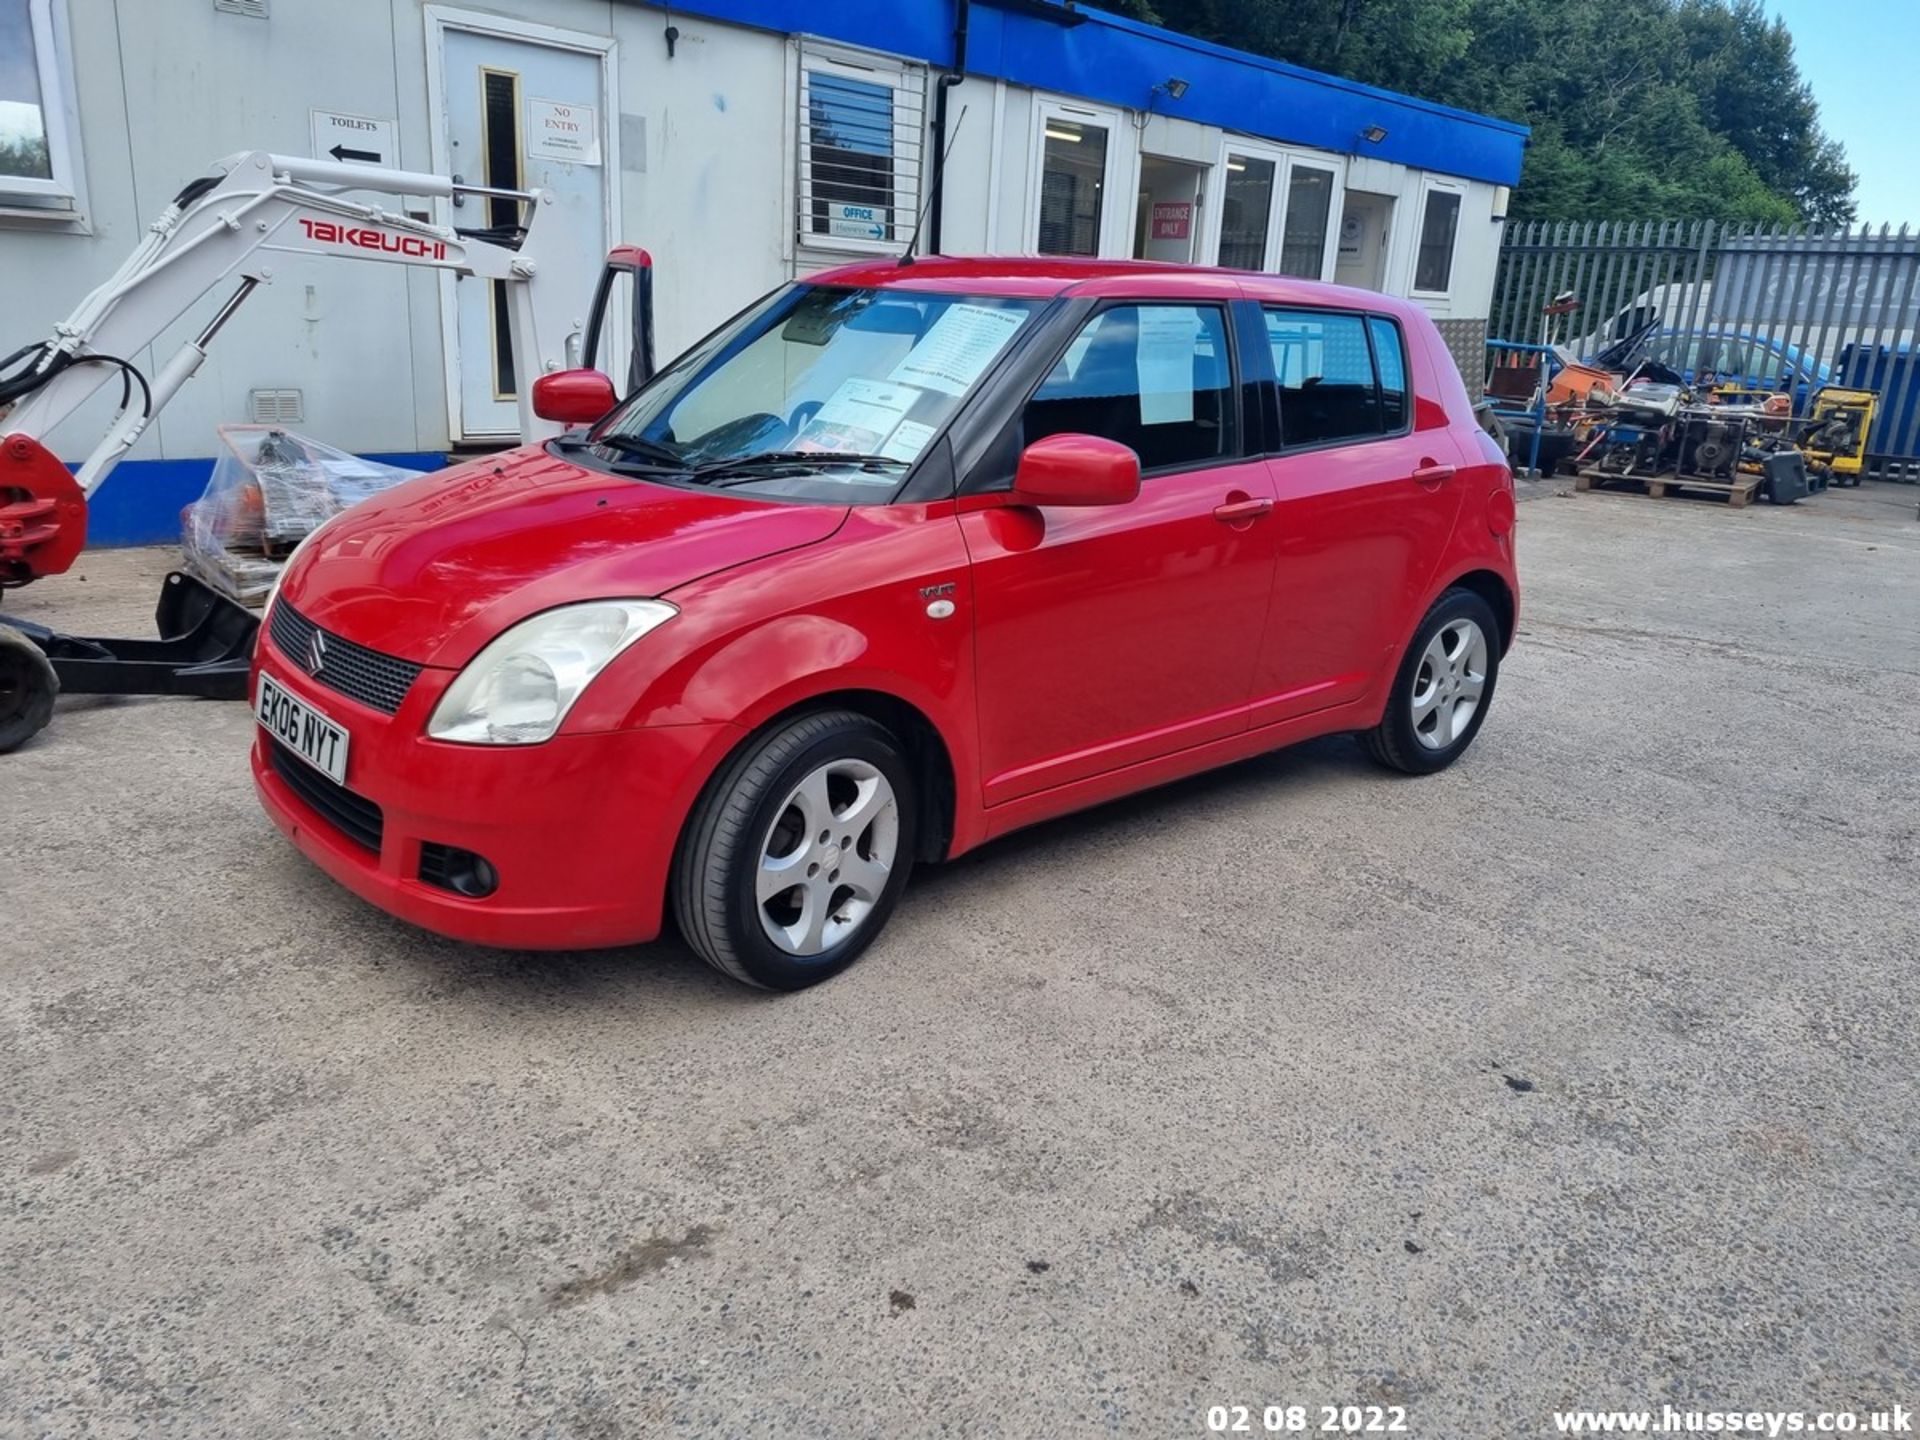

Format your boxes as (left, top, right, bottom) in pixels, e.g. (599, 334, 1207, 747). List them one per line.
(1205, 1404, 1411, 1434)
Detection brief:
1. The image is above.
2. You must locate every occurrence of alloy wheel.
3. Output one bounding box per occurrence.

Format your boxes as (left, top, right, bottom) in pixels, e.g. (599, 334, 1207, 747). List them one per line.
(755, 758, 900, 957)
(1410, 617, 1489, 751)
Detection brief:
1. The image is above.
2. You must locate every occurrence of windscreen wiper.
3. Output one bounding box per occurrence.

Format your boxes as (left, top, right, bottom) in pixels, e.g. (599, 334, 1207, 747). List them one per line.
(584, 432, 691, 470)
(690, 451, 909, 478)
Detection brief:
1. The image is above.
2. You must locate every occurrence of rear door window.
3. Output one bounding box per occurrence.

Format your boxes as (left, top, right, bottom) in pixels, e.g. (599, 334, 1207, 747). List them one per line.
(1023, 303, 1237, 472)
(1263, 308, 1408, 448)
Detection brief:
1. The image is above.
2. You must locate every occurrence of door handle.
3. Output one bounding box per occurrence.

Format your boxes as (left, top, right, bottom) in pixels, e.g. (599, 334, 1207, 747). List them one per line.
(1412, 461, 1457, 484)
(1213, 496, 1273, 524)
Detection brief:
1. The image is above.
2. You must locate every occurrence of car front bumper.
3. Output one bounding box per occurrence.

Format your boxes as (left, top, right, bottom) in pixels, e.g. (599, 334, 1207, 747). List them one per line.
(250, 653, 740, 950)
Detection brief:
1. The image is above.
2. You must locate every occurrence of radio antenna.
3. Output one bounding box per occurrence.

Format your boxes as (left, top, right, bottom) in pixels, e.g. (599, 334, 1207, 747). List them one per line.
(899, 103, 968, 266)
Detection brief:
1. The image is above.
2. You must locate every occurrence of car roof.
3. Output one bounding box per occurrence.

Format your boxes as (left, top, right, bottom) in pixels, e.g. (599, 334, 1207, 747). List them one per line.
(1659, 328, 1824, 363)
(807, 253, 1420, 317)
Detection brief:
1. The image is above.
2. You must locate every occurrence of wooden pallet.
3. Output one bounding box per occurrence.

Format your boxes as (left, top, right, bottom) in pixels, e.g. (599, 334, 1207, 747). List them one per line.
(1574, 468, 1761, 508)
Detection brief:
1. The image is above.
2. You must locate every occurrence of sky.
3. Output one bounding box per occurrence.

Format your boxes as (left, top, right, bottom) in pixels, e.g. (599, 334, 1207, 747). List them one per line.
(1765, 0, 1920, 224)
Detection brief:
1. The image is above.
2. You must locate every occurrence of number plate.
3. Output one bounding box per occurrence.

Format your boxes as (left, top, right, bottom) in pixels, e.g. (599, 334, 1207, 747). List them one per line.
(257, 673, 350, 785)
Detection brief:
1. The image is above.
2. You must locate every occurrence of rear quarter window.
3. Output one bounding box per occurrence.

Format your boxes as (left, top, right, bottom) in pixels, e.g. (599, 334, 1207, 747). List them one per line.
(1368, 316, 1408, 430)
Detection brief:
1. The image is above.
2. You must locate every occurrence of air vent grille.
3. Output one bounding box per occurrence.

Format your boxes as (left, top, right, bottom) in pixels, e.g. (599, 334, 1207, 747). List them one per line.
(248, 388, 304, 424)
(214, 0, 269, 17)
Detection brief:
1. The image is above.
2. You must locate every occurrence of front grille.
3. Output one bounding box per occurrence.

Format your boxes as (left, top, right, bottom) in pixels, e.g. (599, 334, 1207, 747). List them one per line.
(268, 739, 384, 852)
(268, 600, 423, 715)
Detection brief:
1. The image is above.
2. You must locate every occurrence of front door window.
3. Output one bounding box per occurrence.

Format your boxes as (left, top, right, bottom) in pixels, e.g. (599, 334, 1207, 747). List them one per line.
(1024, 304, 1236, 471)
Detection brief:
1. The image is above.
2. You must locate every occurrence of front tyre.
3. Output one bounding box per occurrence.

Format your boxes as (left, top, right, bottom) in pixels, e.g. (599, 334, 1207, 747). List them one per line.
(673, 710, 916, 990)
(1364, 588, 1501, 776)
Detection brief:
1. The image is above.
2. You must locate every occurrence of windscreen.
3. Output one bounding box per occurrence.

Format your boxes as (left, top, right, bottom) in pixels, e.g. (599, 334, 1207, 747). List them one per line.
(592, 285, 1046, 500)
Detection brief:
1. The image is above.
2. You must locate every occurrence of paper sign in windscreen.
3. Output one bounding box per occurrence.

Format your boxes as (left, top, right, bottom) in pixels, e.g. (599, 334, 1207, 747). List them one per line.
(1136, 307, 1201, 425)
(879, 419, 939, 462)
(890, 304, 1027, 396)
(795, 377, 923, 453)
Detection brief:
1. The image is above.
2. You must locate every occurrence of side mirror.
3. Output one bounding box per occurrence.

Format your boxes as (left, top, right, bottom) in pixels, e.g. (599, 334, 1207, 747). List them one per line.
(531, 369, 618, 426)
(1009, 434, 1140, 508)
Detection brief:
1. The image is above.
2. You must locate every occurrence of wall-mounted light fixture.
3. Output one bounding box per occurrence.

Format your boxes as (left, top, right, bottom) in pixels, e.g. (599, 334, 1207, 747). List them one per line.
(1360, 124, 1389, 144)
(1136, 76, 1191, 129)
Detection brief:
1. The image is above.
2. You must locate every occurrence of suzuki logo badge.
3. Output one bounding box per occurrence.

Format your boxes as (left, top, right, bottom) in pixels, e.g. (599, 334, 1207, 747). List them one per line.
(306, 630, 328, 677)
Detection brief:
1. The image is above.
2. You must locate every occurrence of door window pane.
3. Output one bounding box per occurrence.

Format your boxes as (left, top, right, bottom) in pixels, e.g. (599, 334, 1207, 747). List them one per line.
(1726, 338, 1769, 383)
(1278, 166, 1335, 278)
(1647, 333, 1692, 371)
(481, 69, 522, 398)
(806, 69, 897, 241)
(1265, 308, 1386, 447)
(1217, 154, 1275, 270)
(1038, 118, 1107, 257)
(1415, 189, 1461, 293)
(1024, 304, 1235, 470)
(1368, 316, 1407, 429)
(0, 0, 52, 180)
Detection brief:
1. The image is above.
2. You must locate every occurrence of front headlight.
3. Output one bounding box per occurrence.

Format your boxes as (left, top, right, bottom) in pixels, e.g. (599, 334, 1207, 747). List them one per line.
(427, 600, 678, 745)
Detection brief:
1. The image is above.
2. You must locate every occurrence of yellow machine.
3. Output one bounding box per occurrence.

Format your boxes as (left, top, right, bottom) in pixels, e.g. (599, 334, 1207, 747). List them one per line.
(1800, 386, 1876, 486)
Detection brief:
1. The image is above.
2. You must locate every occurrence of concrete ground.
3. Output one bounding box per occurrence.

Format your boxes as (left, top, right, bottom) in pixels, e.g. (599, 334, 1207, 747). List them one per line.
(2, 481, 1917, 1439)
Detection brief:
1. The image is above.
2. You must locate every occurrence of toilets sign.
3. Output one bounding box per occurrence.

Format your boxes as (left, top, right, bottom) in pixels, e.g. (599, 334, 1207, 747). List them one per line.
(527, 98, 602, 165)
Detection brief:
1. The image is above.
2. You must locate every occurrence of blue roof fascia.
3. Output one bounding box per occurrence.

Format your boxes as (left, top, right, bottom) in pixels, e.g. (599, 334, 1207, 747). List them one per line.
(643, 0, 958, 63)
(645, 0, 1530, 187)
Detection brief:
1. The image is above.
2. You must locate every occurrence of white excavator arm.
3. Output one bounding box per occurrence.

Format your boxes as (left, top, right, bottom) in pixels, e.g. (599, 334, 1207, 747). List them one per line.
(0, 149, 656, 748)
(0, 148, 591, 497)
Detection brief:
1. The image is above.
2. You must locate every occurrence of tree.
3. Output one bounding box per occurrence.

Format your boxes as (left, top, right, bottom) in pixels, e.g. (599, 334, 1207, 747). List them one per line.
(1102, 0, 1855, 223)
(1672, 0, 1855, 221)
(0, 133, 51, 182)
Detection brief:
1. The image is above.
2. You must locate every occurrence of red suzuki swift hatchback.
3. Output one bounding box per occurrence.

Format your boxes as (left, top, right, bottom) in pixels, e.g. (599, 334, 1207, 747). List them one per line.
(253, 257, 1518, 989)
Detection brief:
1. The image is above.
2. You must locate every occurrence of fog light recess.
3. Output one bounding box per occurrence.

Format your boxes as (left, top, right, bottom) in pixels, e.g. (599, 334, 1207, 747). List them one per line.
(420, 843, 500, 898)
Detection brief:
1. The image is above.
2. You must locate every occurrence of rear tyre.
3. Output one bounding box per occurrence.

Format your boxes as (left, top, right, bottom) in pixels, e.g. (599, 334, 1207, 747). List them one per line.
(673, 710, 916, 991)
(1364, 588, 1501, 776)
(0, 624, 58, 755)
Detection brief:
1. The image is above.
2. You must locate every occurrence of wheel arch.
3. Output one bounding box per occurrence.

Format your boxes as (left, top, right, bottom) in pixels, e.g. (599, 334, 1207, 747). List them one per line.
(1439, 567, 1516, 654)
(677, 687, 959, 869)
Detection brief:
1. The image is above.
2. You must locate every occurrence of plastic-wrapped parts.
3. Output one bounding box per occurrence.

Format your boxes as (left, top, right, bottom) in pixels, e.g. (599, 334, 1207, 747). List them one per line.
(181, 426, 431, 606)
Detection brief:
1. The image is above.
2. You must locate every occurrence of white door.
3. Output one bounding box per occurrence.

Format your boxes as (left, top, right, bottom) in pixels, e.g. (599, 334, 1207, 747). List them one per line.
(1275, 157, 1341, 280)
(438, 24, 611, 440)
(1134, 156, 1205, 263)
(1334, 190, 1394, 293)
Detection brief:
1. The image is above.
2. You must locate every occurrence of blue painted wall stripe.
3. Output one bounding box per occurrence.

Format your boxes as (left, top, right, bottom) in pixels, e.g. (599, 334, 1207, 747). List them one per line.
(83, 453, 448, 548)
(662, 0, 1529, 186)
